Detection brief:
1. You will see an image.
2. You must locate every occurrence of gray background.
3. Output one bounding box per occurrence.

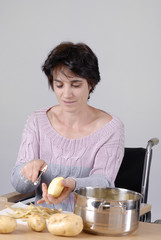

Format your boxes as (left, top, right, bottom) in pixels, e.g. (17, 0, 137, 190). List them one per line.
(0, 0, 160, 221)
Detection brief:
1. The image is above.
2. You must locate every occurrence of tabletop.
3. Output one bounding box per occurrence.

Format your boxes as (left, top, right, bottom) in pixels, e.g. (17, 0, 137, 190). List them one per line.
(0, 199, 161, 240)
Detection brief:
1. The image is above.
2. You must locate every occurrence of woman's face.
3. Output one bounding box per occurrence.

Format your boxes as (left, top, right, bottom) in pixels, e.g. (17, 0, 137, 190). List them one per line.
(52, 66, 91, 112)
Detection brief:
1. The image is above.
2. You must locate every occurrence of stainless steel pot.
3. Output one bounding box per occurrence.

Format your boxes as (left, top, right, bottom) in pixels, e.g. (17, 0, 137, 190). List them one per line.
(74, 187, 142, 236)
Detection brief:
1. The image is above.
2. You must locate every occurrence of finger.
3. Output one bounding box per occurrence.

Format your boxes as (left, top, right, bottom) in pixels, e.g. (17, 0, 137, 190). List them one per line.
(46, 194, 61, 205)
(32, 169, 40, 183)
(42, 183, 48, 196)
(48, 188, 71, 205)
(42, 183, 52, 204)
(31, 161, 47, 183)
(62, 178, 76, 190)
(37, 198, 45, 204)
(60, 188, 72, 200)
(22, 165, 33, 181)
(37, 183, 48, 204)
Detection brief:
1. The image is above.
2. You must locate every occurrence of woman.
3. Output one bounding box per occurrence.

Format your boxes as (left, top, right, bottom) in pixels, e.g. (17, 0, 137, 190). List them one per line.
(11, 42, 124, 212)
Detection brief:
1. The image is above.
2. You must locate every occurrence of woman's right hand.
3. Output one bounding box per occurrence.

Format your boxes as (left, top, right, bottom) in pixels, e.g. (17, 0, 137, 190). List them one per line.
(21, 159, 47, 183)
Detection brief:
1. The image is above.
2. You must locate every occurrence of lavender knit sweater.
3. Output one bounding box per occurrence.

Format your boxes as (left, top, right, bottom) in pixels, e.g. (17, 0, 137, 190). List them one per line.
(11, 107, 124, 212)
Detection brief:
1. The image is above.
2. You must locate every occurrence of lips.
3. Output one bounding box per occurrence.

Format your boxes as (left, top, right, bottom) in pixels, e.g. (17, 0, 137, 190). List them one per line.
(63, 100, 76, 105)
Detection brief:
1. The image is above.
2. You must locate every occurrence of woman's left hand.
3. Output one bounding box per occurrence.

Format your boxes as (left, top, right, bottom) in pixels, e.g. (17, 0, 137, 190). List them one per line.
(37, 178, 76, 205)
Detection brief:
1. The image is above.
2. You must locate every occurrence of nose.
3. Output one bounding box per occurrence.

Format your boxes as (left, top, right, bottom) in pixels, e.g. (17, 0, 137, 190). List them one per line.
(63, 85, 73, 98)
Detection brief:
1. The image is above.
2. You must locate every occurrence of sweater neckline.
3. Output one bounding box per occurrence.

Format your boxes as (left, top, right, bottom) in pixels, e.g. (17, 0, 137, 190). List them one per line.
(41, 106, 118, 142)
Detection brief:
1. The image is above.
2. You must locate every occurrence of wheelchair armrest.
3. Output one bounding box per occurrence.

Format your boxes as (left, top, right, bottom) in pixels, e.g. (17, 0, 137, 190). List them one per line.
(140, 203, 151, 216)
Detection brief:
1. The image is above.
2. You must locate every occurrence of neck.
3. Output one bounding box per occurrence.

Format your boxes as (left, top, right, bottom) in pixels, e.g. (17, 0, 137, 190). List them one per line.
(57, 104, 93, 128)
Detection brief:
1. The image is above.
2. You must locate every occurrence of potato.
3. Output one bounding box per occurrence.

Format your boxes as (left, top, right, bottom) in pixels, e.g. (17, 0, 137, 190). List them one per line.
(47, 213, 83, 236)
(48, 177, 64, 197)
(0, 215, 17, 233)
(28, 214, 46, 232)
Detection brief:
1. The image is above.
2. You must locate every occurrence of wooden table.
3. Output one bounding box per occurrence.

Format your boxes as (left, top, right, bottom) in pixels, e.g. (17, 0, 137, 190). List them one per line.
(0, 200, 161, 240)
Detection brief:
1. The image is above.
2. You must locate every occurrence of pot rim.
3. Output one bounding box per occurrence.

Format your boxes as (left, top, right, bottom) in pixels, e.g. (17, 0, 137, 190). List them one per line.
(74, 187, 143, 202)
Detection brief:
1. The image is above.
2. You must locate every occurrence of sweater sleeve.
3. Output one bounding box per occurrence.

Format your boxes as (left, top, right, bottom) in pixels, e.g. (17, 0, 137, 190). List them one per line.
(11, 113, 40, 193)
(74, 123, 124, 190)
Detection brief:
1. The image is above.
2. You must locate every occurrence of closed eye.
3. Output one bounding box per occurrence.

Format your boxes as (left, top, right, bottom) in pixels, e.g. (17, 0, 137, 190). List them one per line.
(72, 84, 81, 88)
(56, 84, 63, 88)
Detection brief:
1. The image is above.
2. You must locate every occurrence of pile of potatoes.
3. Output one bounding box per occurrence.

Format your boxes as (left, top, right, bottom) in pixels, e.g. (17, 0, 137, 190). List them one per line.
(0, 212, 83, 236)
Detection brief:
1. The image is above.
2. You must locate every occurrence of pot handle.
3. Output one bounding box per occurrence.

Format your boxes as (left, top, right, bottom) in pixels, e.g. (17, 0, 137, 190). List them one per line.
(98, 201, 127, 211)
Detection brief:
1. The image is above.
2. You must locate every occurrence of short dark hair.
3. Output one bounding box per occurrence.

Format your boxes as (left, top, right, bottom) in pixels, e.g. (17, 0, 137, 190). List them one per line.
(42, 42, 101, 94)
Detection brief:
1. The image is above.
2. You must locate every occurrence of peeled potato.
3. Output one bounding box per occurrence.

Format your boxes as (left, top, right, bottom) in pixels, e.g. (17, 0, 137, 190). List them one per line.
(0, 215, 17, 233)
(47, 213, 83, 236)
(28, 214, 46, 232)
(48, 177, 64, 197)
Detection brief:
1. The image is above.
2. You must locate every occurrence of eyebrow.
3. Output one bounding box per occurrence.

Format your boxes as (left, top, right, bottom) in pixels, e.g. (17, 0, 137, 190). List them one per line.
(53, 79, 83, 83)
